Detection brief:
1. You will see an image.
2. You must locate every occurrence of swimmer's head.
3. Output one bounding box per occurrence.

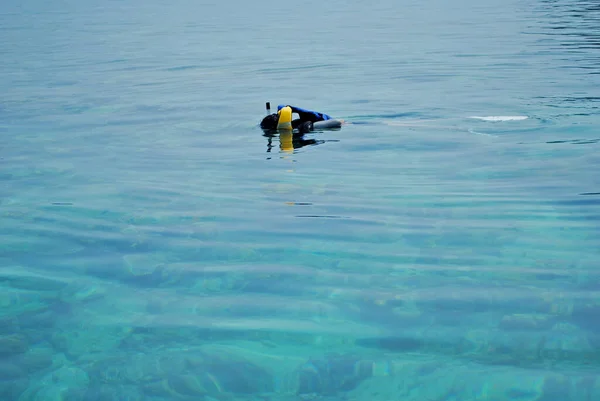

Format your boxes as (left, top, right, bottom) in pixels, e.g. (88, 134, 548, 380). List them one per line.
(260, 113, 279, 130)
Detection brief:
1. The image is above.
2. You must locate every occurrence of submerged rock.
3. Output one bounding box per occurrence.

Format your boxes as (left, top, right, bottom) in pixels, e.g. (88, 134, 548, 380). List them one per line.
(169, 374, 211, 397)
(0, 361, 25, 380)
(143, 373, 222, 400)
(543, 322, 594, 358)
(122, 253, 169, 287)
(194, 349, 273, 394)
(592, 377, 600, 400)
(2, 271, 67, 292)
(343, 361, 440, 401)
(84, 385, 143, 401)
(143, 379, 182, 399)
(17, 365, 90, 401)
(86, 352, 189, 387)
(348, 361, 569, 401)
(52, 366, 90, 387)
(85, 347, 377, 399)
(295, 354, 373, 395)
(51, 324, 132, 360)
(498, 313, 555, 331)
(18, 309, 57, 330)
(0, 378, 29, 401)
(540, 373, 571, 400)
(60, 282, 106, 304)
(0, 334, 28, 356)
(16, 346, 55, 373)
(0, 289, 50, 318)
(20, 385, 86, 401)
(86, 346, 273, 398)
(0, 316, 17, 335)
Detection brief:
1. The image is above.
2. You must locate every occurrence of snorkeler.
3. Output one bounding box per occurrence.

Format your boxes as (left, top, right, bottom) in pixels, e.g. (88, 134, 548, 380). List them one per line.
(260, 103, 343, 134)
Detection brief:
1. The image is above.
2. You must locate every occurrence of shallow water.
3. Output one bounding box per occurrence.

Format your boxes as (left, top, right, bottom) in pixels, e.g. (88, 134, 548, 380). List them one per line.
(1, 0, 600, 400)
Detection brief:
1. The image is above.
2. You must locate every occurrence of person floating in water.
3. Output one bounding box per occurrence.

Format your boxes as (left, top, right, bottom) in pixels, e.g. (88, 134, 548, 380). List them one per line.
(260, 103, 343, 134)
(260, 103, 343, 153)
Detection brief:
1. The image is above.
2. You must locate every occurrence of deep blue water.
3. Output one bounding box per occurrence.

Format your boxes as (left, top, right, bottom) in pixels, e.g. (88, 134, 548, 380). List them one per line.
(1, 0, 600, 400)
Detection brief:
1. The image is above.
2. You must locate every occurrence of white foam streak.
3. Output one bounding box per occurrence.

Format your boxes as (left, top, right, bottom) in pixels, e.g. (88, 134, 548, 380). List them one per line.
(469, 116, 529, 122)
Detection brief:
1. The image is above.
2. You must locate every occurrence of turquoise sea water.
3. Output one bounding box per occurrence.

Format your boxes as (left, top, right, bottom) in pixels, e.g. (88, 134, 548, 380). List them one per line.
(2, 0, 600, 399)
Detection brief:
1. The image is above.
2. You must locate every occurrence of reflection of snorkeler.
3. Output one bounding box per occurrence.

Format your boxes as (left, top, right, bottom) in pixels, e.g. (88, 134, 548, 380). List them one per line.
(263, 130, 324, 153)
(260, 102, 343, 153)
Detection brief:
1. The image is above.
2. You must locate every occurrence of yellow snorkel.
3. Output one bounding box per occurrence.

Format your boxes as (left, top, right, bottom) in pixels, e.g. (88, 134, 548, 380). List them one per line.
(277, 105, 293, 130)
(277, 105, 294, 153)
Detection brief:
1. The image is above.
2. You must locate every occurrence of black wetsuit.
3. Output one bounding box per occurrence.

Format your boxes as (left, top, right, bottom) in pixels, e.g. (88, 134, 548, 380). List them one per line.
(260, 113, 314, 134)
(261, 105, 333, 133)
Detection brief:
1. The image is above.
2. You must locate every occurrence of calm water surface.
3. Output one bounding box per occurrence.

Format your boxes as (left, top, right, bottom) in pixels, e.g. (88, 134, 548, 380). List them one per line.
(1, 0, 600, 400)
